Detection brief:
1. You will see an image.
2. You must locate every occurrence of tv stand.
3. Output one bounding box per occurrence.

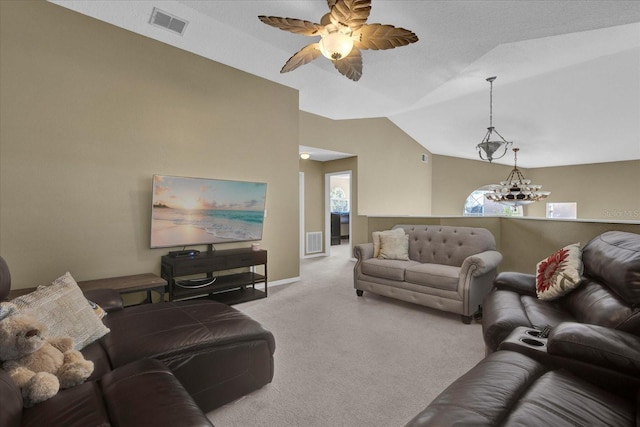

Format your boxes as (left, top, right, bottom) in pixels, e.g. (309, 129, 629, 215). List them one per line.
(161, 248, 267, 305)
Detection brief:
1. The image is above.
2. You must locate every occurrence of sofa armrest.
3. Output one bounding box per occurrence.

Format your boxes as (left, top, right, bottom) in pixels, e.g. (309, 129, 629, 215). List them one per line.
(353, 242, 374, 261)
(493, 272, 537, 296)
(101, 358, 213, 427)
(461, 250, 502, 278)
(83, 288, 124, 313)
(548, 322, 640, 378)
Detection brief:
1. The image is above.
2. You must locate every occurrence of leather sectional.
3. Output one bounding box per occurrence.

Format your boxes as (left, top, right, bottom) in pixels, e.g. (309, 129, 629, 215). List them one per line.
(0, 256, 275, 426)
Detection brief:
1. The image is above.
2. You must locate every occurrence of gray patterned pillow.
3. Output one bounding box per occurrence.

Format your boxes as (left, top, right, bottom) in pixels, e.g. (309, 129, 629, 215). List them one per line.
(372, 228, 405, 257)
(378, 232, 410, 261)
(11, 272, 110, 350)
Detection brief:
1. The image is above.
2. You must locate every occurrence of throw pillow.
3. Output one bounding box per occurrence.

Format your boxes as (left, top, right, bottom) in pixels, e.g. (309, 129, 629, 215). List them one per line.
(378, 232, 410, 261)
(372, 228, 405, 258)
(11, 272, 110, 350)
(536, 243, 583, 300)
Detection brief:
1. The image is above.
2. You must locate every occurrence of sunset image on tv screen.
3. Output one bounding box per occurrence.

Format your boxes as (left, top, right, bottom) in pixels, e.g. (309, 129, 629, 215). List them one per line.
(151, 175, 267, 248)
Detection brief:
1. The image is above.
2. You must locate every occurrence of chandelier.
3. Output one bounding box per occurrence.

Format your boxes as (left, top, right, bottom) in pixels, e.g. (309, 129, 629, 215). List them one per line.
(485, 148, 550, 206)
(476, 76, 512, 162)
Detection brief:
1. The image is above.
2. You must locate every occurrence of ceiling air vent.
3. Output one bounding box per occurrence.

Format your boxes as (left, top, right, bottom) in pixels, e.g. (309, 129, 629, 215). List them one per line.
(149, 8, 188, 36)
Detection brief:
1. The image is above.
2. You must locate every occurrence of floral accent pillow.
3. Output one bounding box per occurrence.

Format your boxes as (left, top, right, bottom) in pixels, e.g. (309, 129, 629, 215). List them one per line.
(536, 243, 584, 300)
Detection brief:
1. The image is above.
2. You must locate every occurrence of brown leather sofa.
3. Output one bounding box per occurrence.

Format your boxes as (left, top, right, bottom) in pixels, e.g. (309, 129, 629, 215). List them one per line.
(406, 230, 640, 426)
(482, 230, 640, 352)
(0, 256, 276, 426)
(1, 358, 214, 427)
(406, 323, 640, 426)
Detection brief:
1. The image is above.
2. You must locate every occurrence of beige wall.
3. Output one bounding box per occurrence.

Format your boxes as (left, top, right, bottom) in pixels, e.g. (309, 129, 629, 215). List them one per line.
(526, 160, 640, 220)
(299, 160, 325, 255)
(365, 216, 640, 273)
(432, 155, 640, 221)
(299, 112, 432, 216)
(432, 155, 513, 216)
(0, 1, 300, 288)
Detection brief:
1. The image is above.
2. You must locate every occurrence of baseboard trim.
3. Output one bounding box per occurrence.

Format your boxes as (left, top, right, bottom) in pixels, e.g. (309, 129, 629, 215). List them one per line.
(302, 252, 328, 259)
(269, 277, 300, 287)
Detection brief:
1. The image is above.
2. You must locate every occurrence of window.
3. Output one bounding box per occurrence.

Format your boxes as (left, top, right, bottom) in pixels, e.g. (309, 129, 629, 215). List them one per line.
(330, 187, 349, 213)
(463, 186, 523, 217)
(546, 202, 577, 219)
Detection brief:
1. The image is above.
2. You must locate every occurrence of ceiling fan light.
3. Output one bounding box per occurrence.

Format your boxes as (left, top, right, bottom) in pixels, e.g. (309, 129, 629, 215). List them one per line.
(319, 32, 353, 60)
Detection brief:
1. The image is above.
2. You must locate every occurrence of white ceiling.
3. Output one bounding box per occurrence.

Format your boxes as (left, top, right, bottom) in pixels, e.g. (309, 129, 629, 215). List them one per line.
(50, 1, 640, 168)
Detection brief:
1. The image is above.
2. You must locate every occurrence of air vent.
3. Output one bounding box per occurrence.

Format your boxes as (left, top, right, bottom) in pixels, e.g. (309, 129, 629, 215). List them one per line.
(149, 8, 188, 35)
(306, 232, 323, 254)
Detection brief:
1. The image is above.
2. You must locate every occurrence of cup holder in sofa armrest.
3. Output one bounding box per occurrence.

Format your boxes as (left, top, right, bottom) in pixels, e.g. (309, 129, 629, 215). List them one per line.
(498, 327, 549, 361)
(520, 337, 546, 347)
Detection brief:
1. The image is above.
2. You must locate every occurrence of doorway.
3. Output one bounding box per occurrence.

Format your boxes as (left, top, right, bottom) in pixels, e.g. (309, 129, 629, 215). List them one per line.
(325, 171, 352, 256)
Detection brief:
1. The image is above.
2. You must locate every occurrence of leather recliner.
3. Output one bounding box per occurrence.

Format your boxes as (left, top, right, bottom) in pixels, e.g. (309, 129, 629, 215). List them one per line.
(406, 322, 640, 426)
(482, 231, 640, 352)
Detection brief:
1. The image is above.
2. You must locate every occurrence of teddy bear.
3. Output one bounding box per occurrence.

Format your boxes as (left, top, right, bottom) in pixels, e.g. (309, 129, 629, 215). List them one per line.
(0, 302, 94, 407)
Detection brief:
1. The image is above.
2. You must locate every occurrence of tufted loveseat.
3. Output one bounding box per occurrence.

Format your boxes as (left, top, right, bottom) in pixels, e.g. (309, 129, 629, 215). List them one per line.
(353, 225, 502, 323)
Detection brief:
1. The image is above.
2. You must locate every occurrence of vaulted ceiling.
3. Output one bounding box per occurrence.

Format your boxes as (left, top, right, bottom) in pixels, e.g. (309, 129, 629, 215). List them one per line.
(50, 1, 640, 168)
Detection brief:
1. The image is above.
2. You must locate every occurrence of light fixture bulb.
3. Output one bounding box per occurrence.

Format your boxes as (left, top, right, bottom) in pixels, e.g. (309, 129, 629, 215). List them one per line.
(319, 32, 353, 60)
(300, 152, 310, 160)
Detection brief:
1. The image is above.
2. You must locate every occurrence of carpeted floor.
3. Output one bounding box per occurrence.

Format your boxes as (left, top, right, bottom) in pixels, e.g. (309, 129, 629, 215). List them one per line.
(207, 243, 486, 427)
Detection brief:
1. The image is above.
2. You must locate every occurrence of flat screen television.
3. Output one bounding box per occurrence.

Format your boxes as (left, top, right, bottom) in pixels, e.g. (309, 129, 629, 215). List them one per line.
(150, 174, 267, 249)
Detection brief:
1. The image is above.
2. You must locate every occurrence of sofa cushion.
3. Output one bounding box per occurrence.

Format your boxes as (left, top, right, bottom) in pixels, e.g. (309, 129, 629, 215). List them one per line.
(378, 232, 409, 260)
(406, 351, 549, 426)
(21, 381, 109, 427)
(403, 226, 497, 267)
(11, 272, 110, 350)
(100, 299, 275, 411)
(405, 350, 636, 427)
(405, 263, 460, 291)
(100, 358, 213, 427)
(535, 243, 583, 301)
(500, 370, 635, 426)
(582, 231, 640, 305)
(361, 258, 419, 281)
(561, 279, 640, 334)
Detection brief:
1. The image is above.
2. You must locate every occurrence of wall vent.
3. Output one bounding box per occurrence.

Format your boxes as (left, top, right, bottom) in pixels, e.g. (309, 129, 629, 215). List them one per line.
(149, 8, 188, 36)
(306, 232, 323, 254)
(421, 153, 429, 163)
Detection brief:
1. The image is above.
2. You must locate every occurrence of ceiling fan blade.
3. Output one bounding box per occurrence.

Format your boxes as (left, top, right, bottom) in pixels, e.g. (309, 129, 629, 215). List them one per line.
(281, 43, 322, 73)
(354, 24, 418, 50)
(333, 48, 362, 81)
(329, 0, 371, 31)
(258, 16, 323, 36)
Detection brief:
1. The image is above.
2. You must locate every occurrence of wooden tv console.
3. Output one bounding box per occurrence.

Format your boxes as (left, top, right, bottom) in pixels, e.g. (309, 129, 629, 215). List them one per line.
(160, 248, 267, 305)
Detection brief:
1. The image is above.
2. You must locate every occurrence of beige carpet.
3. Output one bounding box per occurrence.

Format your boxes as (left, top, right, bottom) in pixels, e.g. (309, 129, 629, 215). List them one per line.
(207, 243, 486, 427)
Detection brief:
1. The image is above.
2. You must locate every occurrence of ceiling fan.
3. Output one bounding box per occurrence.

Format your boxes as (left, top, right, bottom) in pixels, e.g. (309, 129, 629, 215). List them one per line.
(258, 0, 418, 81)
